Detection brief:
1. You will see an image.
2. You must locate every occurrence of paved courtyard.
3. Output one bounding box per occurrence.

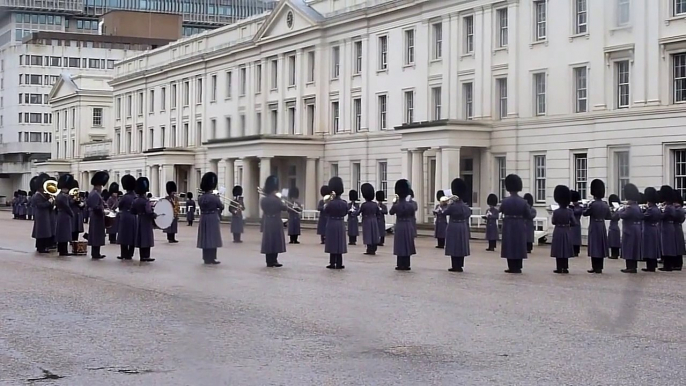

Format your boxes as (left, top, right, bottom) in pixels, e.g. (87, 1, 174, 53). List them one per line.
(0, 211, 684, 385)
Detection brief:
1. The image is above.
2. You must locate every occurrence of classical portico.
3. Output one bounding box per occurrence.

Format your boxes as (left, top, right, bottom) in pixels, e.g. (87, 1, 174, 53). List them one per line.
(395, 120, 493, 223)
(143, 148, 196, 197)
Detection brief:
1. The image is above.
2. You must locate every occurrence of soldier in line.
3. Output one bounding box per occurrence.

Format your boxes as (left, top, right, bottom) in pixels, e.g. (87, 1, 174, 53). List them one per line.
(389, 179, 416, 271)
(12, 191, 18, 219)
(163, 181, 180, 243)
(658, 186, 678, 271)
(674, 194, 685, 271)
(106, 182, 120, 244)
(260, 176, 286, 268)
(317, 185, 330, 245)
(87, 171, 109, 260)
(132, 177, 156, 262)
(376, 191, 388, 247)
(484, 194, 500, 252)
(27, 190, 34, 221)
(346, 190, 360, 246)
(619, 184, 643, 273)
(185, 192, 196, 226)
(500, 174, 534, 274)
(607, 194, 622, 259)
(569, 191, 583, 257)
(409, 189, 418, 238)
(354, 183, 381, 256)
(550, 185, 575, 274)
(523, 193, 536, 253)
(583, 179, 611, 273)
(69, 181, 84, 242)
(642, 187, 662, 272)
(55, 174, 75, 257)
(433, 190, 447, 249)
(444, 178, 471, 272)
(324, 177, 348, 269)
(197, 172, 223, 265)
(116, 175, 137, 261)
(30, 175, 53, 254)
(287, 187, 302, 244)
(230, 185, 245, 243)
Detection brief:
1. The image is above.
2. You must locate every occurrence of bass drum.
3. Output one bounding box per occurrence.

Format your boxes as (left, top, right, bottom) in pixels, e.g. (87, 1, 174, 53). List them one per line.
(152, 198, 174, 230)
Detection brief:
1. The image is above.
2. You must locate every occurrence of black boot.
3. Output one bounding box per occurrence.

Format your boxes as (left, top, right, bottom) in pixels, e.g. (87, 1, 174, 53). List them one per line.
(487, 240, 496, 251)
(622, 259, 638, 273)
(505, 259, 521, 273)
(320, 235, 326, 245)
(348, 235, 356, 246)
(364, 244, 377, 255)
(233, 233, 242, 243)
(573, 245, 580, 257)
(326, 254, 336, 269)
(378, 237, 384, 247)
(659, 256, 674, 271)
(588, 257, 603, 273)
(436, 238, 445, 249)
(336, 254, 345, 269)
(527, 242, 533, 253)
(642, 259, 657, 272)
(109, 233, 117, 244)
(609, 247, 619, 259)
(449, 256, 463, 272)
(674, 256, 683, 271)
(57, 242, 71, 256)
(91, 246, 105, 260)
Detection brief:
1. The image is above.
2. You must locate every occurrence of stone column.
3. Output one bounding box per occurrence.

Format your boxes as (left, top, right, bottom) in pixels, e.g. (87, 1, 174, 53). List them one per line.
(151, 165, 159, 197)
(401, 149, 412, 180)
(305, 157, 317, 211)
(411, 149, 424, 223)
(506, 1, 519, 118)
(241, 158, 256, 218)
(258, 157, 272, 216)
(434, 148, 443, 191)
(441, 147, 461, 191)
(224, 158, 235, 190)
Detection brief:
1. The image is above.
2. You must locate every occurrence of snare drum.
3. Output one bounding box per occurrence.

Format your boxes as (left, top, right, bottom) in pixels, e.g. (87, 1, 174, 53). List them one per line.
(70, 241, 88, 255)
(104, 209, 117, 229)
(152, 198, 174, 229)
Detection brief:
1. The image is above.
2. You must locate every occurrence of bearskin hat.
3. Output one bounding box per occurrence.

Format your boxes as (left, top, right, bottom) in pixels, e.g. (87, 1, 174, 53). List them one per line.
(487, 193, 498, 206)
(289, 187, 300, 199)
(554, 185, 571, 207)
(361, 183, 375, 201)
(166, 181, 177, 195)
(451, 178, 467, 200)
(659, 185, 674, 204)
(13, 191, 18, 198)
(320, 185, 331, 197)
(349, 189, 359, 202)
(121, 175, 136, 192)
(135, 177, 150, 195)
(409, 189, 415, 198)
(263, 175, 279, 195)
(395, 179, 410, 198)
(570, 190, 581, 203)
(639, 193, 646, 205)
(91, 171, 109, 187)
(233, 185, 243, 197)
(29, 176, 40, 192)
(186, 192, 193, 199)
(436, 190, 445, 201)
(623, 183, 640, 202)
(590, 179, 605, 199)
(328, 177, 344, 196)
(644, 187, 658, 204)
(109, 182, 120, 195)
(57, 174, 74, 189)
(523, 193, 534, 207)
(200, 172, 218, 192)
(505, 174, 522, 193)
(376, 190, 385, 202)
(608, 194, 620, 204)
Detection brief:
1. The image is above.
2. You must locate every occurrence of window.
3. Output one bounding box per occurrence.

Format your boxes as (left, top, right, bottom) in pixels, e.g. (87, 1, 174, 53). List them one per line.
(115, 130, 121, 154)
(496, 156, 507, 200)
(138, 92, 144, 115)
(149, 90, 155, 113)
(533, 155, 546, 202)
(126, 130, 132, 153)
(464, 16, 474, 54)
(378, 35, 388, 70)
(574, 66, 588, 113)
(270, 108, 278, 134)
(431, 87, 442, 120)
(615, 151, 630, 200)
(616, 60, 630, 108)
(673, 149, 686, 198)
(148, 128, 154, 148)
(28, 113, 41, 123)
(226, 71, 233, 98)
(575, 0, 587, 34)
(92, 108, 103, 126)
(161, 126, 166, 146)
(378, 161, 388, 197)
(352, 162, 361, 193)
(196, 78, 203, 103)
(378, 94, 387, 129)
(126, 95, 132, 117)
(240, 67, 247, 95)
(432, 23, 442, 60)
(404, 29, 415, 65)
(307, 51, 315, 82)
(675, 0, 686, 16)
(287, 107, 295, 134)
(29, 74, 41, 85)
(256, 112, 263, 134)
(29, 132, 41, 142)
(353, 98, 362, 132)
(497, 78, 508, 119)
(210, 75, 217, 101)
(160, 87, 166, 111)
(404, 90, 414, 124)
(534, 1, 547, 41)
(331, 101, 340, 132)
(68, 57, 79, 67)
(171, 125, 177, 147)
(574, 153, 588, 200)
(226, 117, 232, 137)
(497, 8, 508, 48)
(255, 64, 262, 93)
(171, 83, 177, 108)
(353, 41, 363, 74)
(463, 83, 474, 120)
(673, 53, 686, 103)
(534, 73, 546, 115)
(331, 163, 339, 178)
(306, 104, 315, 134)
(137, 127, 143, 152)
(271, 59, 279, 89)
(617, 0, 631, 26)
(50, 56, 61, 66)
(183, 80, 190, 106)
(331, 46, 340, 79)
(210, 119, 217, 139)
(182, 123, 189, 147)
(88, 58, 100, 69)
(288, 55, 296, 86)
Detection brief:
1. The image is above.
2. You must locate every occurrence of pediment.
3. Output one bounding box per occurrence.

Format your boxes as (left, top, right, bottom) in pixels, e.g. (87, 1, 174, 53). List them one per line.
(255, 0, 322, 41)
(48, 74, 79, 102)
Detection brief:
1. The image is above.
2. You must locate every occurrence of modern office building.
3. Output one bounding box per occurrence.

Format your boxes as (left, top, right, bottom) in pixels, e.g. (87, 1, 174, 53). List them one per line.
(42, 0, 686, 225)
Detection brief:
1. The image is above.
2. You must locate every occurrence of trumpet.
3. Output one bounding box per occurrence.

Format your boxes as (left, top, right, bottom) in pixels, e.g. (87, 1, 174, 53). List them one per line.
(198, 188, 243, 211)
(257, 187, 301, 214)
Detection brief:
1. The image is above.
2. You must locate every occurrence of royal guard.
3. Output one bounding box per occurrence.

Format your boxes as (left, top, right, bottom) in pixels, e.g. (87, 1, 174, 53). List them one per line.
(69, 180, 84, 242)
(390, 179, 416, 270)
(27, 189, 34, 221)
(583, 179, 611, 273)
(163, 181, 180, 243)
(347, 189, 360, 246)
(642, 187, 662, 272)
(230, 185, 245, 243)
(324, 177, 348, 269)
(87, 171, 109, 260)
(484, 194, 500, 251)
(116, 175, 137, 260)
(619, 184, 643, 273)
(500, 174, 533, 274)
(409, 189, 418, 238)
(355, 183, 381, 256)
(55, 174, 76, 256)
(550, 185, 575, 274)
(376, 191, 388, 246)
(197, 172, 223, 265)
(607, 194, 622, 259)
(444, 178, 472, 272)
(570, 191, 583, 256)
(30, 175, 53, 254)
(106, 182, 120, 244)
(12, 191, 18, 219)
(261, 176, 286, 267)
(658, 185, 678, 271)
(674, 193, 685, 271)
(523, 193, 536, 253)
(287, 187, 302, 244)
(132, 177, 156, 262)
(433, 190, 447, 249)
(185, 192, 196, 226)
(317, 185, 330, 244)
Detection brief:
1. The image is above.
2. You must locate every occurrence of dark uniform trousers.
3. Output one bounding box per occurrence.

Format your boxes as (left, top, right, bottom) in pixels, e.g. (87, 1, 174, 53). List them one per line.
(328, 254, 344, 269)
(138, 247, 151, 260)
(488, 240, 497, 251)
(348, 235, 357, 245)
(119, 245, 135, 260)
(202, 248, 217, 263)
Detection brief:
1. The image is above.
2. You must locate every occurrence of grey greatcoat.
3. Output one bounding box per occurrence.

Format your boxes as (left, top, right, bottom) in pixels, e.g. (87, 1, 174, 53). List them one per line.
(132, 196, 155, 248)
(433, 205, 447, 239)
(608, 211, 621, 249)
(551, 208, 576, 259)
(316, 199, 327, 236)
(185, 199, 196, 222)
(260, 195, 287, 254)
(87, 190, 107, 247)
(526, 206, 537, 244)
(197, 193, 224, 249)
(354, 201, 381, 246)
(31, 193, 53, 239)
(116, 192, 137, 246)
(287, 201, 302, 236)
(570, 203, 583, 246)
(70, 197, 84, 234)
(390, 200, 417, 256)
(500, 194, 534, 260)
(583, 199, 611, 258)
(661, 204, 678, 257)
(106, 196, 119, 236)
(484, 207, 500, 241)
(619, 204, 643, 260)
(347, 202, 360, 237)
(27, 198, 34, 218)
(444, 201, 472, 257)
(229, 197, 245, 234)
(377, 203, 388, 236)
(324, 198, 348, 254)
(54, 192, 74, 243)
(49, 203, 56, 238)
(17, 196, 27, 217)
(675, 207, 686, 256)
(643, 205, 662, 260)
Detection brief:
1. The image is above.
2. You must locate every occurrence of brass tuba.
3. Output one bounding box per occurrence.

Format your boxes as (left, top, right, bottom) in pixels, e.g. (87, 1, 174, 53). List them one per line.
(43, 179, 59, 197)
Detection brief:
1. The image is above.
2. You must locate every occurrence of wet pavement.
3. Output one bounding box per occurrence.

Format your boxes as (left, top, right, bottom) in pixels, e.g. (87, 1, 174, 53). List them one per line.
(0, 212, 684, 385)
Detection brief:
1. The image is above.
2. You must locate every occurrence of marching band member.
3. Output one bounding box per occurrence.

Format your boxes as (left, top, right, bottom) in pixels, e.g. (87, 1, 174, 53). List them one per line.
(356, 183, 381, 256)
(659, 186, 678, 271)
(433, 190, 447, 249)
(12, 191, 18, 219)
(30, 175, 53, 254)
(523, 193, 536, 253)
(390, 179, 416, 271)
(197, 172, 223, 265)
(287, 187, 302, 244)
(674, 194, 685, 271)
(163, 181, 180, 243)
(500, 174, 532, 274)
(116, 175, 137, 261)
(583, 179, 611, 273)
(106, 182, 120, 244)
(620, 184, 643, 273)
(87, 171, 109, 260)
(261, 175, 286, 267)
(608, 194, 622, 259)
(570, 191, 583, 257)
(27, 190, 34, 221)
(185, 192, 196, 226)
(69, 181, 84, 241)
(230, 185, 245, 243)
(409, 189, 418, 238)
(317, 185, 330, 244)
(642, 187, 662, 272)
(132, 177, 156, 262)
(484, 194, 499, 251)
(444, 179, 472, 272)
(80, 192, 89, 224)
(347, 190, 360, 246)
(324, 177, 348, 269)
(55, 174, 75, 256)
(47, 175, 57, 250)
(376, 191, 388, 246)
(551, 185, 575, 274)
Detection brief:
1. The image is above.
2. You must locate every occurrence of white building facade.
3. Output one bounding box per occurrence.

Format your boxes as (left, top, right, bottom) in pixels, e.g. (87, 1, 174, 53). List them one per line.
(72, 0, 686, 221)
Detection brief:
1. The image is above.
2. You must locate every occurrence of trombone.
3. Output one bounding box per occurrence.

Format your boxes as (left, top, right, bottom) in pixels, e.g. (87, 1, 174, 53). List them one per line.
(198, 188, 243, 211)
(257, 186, 301, 214)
